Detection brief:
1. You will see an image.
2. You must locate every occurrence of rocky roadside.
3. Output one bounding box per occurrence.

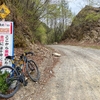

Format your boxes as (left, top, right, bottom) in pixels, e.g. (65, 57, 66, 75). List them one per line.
(0, 44, 60, 100)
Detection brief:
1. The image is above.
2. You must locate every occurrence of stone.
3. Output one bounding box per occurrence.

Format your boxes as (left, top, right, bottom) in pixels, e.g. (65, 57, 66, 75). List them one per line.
(52, 53, 61, 57)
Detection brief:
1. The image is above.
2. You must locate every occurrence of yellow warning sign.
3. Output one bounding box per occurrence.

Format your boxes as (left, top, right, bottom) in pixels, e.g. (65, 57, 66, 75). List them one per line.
(0, 3, 10, 19)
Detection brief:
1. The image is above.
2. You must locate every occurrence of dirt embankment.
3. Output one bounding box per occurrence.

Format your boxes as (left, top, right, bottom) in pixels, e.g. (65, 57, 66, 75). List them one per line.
(63, 5, 100, 44)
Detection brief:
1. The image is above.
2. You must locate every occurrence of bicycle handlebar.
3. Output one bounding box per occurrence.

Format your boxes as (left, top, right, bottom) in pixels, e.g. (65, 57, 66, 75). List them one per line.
(20, 52, 33, 59)
(6, 52, 33, 60)
(25, 52, 33, 56)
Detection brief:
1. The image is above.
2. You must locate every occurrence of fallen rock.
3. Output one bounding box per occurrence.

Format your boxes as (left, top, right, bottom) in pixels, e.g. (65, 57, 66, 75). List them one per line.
(52, 53, 61, 57)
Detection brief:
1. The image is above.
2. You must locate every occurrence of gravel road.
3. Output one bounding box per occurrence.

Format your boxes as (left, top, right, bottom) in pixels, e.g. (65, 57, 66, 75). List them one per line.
(36, 45, 100, 100)
(7, 45, 100, 100)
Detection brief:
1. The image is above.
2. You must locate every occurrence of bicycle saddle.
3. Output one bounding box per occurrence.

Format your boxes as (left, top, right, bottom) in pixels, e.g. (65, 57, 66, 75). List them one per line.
(6, 56, 15, 59)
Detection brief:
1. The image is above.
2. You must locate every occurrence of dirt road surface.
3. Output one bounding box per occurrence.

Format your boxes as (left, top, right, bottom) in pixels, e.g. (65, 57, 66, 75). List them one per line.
(36, 45, 100, 100)
(8, 45, 100, 100)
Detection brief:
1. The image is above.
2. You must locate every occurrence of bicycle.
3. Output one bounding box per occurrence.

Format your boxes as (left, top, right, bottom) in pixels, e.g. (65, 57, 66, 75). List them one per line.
(0, 52, 40, 99)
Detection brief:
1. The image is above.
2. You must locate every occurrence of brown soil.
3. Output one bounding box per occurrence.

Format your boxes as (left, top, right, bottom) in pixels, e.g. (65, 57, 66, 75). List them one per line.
(0, 44, 59, 100)
(61, 39, 100, 49)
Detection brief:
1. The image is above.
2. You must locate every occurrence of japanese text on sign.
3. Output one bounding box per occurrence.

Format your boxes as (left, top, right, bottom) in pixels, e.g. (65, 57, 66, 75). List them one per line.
(0, 21, 14, 67)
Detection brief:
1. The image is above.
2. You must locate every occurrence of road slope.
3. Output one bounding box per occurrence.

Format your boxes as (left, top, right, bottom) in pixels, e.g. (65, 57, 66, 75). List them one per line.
(38, 45, 100, 100)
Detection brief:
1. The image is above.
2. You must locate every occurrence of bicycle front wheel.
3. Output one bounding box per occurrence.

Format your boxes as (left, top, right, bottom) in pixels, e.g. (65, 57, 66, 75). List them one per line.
(26, 60, 40, 82)
(0, 66, 20, 99)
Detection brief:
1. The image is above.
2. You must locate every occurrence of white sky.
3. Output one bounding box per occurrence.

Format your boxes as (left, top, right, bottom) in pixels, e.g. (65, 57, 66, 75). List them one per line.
(51, 0, 87, 15)
(51, 0, 100, 15)
(69, 0, 100, 14)
(68, 0, 86, 14)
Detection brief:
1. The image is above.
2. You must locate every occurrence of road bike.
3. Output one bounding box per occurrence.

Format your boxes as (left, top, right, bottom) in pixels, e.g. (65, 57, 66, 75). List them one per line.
(0, 52, 40, 99)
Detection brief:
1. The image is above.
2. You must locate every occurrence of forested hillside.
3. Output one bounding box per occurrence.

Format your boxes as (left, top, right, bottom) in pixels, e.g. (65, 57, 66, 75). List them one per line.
(0, 0, 73, 47)
(63, 5, 100, 44)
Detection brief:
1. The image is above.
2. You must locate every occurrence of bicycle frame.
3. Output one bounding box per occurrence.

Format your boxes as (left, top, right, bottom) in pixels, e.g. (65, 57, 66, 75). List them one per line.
(5, 52, 34, 85)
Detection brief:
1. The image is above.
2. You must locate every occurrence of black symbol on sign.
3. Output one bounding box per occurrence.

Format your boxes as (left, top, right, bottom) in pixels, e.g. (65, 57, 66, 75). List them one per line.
(0, 8, 5, 13)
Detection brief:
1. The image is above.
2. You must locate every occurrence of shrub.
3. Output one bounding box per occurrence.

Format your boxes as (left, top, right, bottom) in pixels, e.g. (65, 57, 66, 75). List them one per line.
(85, 13, 100, 22)
(35, 24, 47, 44)
(0, 71, 9, 94)
(14, 33, 28, 48)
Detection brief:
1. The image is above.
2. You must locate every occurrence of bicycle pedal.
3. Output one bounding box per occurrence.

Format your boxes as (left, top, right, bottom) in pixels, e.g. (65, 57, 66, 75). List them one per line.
(24, 81, 28, 86)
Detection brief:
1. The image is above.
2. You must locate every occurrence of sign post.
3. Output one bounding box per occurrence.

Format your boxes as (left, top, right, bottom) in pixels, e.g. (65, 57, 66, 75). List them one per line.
(0, 3, 14, 67)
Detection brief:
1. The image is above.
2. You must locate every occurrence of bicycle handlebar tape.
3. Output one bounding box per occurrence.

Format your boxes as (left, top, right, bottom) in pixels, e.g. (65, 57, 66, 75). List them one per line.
(25, 52, 34, 55)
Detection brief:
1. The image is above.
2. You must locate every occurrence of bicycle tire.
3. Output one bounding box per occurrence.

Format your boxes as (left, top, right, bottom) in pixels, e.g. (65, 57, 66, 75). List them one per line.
(0, 66, 20, 99)
(26, 60, 40, 82)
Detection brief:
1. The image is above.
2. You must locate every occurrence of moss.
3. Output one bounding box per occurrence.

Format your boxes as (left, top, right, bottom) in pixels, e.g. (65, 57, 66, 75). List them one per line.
(85, 13, 100, 22)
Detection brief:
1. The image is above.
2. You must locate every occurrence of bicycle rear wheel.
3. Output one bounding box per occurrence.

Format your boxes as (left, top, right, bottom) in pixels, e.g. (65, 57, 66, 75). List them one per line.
(26, 60, 40, 82)
(0, 66, 20, 99)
